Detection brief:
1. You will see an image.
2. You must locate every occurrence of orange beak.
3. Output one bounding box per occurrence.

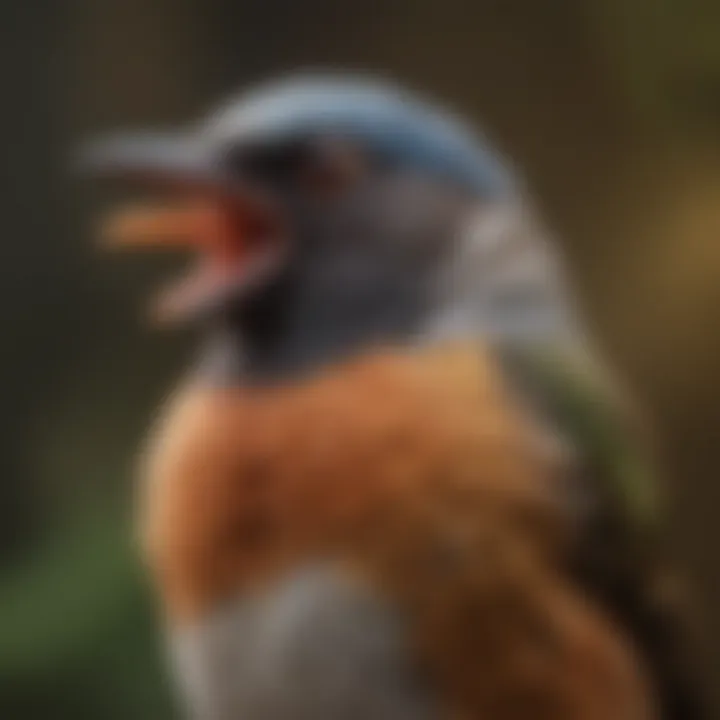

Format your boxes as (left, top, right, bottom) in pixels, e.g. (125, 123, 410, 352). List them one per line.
(98, 197, 285, 324)
(100, 203, 234, 254)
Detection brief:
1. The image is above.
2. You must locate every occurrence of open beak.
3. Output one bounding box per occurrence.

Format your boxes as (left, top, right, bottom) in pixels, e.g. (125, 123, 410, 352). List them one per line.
(99, 195, 286, 324)
(79, 130, 288, 323)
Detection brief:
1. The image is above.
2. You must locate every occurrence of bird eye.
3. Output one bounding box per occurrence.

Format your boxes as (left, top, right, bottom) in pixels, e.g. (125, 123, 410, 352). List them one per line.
(222, 137, 369, 199)
(223, 140, 314, 190)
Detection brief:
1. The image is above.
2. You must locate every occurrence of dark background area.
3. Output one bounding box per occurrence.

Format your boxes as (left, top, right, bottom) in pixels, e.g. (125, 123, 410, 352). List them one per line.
(1, 0, 720, 717)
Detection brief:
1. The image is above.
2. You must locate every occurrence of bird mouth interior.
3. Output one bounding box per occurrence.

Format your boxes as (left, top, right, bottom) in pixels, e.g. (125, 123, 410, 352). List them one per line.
(100, 183, 286, 323)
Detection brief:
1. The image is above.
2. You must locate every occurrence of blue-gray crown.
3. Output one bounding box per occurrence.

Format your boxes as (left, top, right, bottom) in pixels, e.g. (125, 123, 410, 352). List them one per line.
(207, 75, 516, 197)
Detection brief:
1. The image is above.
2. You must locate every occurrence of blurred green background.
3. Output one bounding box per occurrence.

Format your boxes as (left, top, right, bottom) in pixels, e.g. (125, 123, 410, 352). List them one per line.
(2, 0, 720, 717)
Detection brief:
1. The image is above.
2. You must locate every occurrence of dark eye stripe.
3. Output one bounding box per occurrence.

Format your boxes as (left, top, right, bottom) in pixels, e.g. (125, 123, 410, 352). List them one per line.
(223, 140, 314, 188)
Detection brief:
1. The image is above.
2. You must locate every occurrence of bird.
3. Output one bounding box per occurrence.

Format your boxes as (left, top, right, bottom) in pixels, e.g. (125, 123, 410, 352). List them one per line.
(82, 73, 702, 720)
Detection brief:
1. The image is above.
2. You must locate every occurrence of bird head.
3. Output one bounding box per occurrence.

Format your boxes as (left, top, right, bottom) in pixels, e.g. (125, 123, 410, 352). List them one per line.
(82, 74, 573, 384)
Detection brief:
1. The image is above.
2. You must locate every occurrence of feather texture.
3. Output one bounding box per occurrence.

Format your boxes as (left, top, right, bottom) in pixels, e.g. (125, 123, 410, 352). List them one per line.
(139, 341, 653, 719)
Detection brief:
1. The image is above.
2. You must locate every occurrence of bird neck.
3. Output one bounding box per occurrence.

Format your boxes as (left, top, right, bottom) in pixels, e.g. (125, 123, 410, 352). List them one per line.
(194, 317, 249, 386)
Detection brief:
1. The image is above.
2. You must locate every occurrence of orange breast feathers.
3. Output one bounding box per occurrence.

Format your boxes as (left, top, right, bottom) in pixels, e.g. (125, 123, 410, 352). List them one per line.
(138, 342, 562, 619)
(138, 342, 653, 718)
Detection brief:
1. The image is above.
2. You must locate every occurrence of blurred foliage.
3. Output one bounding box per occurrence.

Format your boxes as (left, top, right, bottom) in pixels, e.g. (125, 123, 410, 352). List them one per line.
(2, 0, 720, 717)
(0, 514, 174, 718)
(588, 0, 720, 131)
